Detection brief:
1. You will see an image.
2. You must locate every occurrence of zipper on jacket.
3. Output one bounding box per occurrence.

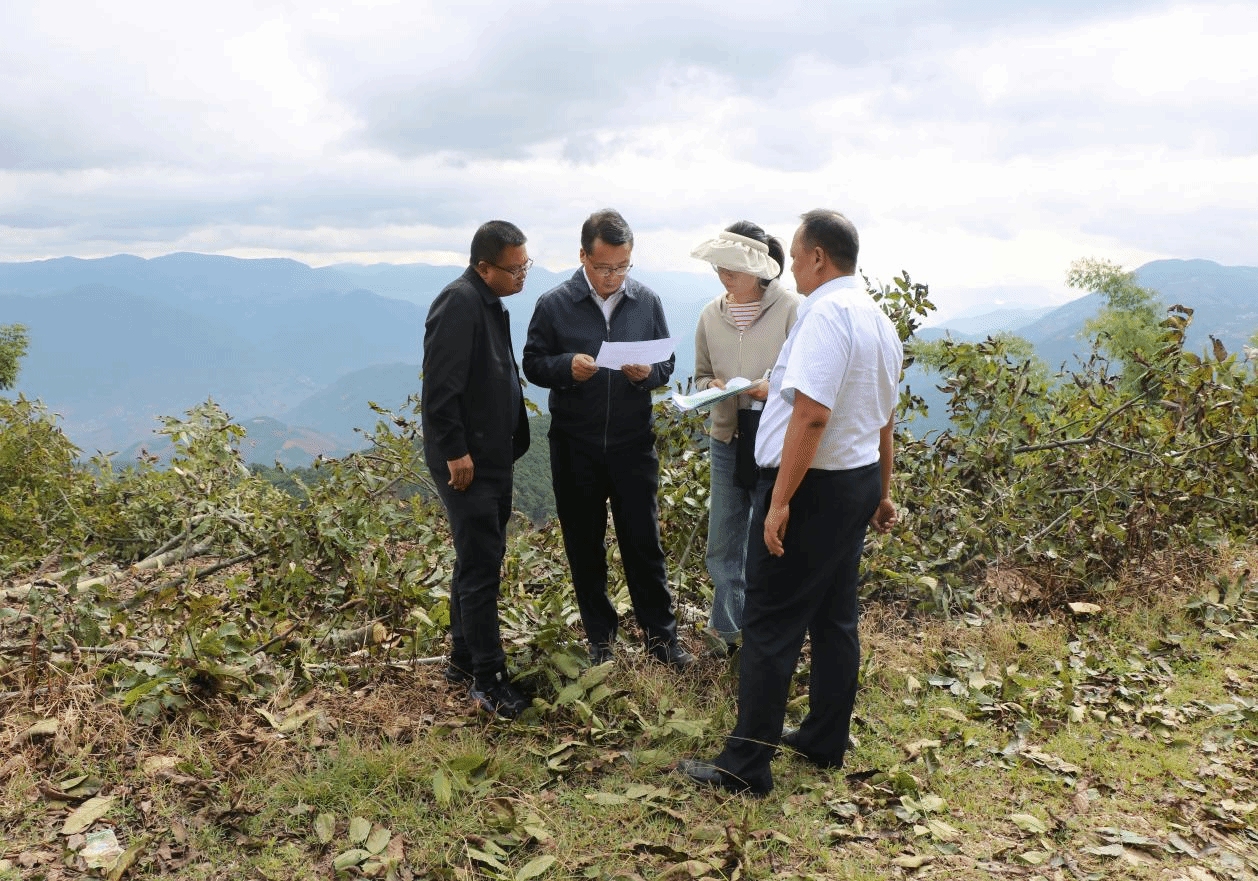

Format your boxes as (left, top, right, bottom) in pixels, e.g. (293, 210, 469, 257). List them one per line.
(603, 313, 612, 452)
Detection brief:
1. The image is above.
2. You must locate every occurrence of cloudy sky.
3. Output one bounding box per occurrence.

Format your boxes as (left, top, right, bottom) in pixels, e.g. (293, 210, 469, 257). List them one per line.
(2, 0, 1255, 319)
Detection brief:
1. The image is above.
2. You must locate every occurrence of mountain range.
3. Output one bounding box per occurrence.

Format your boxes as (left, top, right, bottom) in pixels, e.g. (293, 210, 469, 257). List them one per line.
(0, 254, 714, 464)
(905, 259, 1258, 435)
(2, 255, 1255, 463)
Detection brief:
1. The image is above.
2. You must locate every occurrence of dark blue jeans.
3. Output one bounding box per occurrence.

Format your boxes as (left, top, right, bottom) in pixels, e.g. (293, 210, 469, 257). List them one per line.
(549, 430, 677, 650)
(714, 461, 881, 794)
(431, 467, 512, 683)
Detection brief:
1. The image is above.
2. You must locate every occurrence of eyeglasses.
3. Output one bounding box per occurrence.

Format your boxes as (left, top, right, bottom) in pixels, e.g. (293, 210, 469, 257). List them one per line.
(589, 263, 632, 279)
(485, 258, 533, 278)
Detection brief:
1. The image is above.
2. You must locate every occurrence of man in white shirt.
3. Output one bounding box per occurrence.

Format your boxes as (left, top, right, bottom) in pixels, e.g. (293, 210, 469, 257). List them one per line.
(680, 209, 902, 795)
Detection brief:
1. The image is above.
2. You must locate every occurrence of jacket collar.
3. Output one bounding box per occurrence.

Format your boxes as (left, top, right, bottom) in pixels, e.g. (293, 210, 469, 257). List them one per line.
(463, 265, 504, 308)
(566, 268, 638, 303)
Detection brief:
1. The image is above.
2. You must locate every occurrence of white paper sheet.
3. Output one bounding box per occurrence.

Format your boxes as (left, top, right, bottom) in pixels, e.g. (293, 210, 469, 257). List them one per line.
(593, 337, 677, 369)
(670, 376, 754, 411)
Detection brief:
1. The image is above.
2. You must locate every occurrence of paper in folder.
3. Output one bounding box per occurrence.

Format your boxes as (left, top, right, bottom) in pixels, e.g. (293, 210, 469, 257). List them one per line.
(670, 377, 754, 411)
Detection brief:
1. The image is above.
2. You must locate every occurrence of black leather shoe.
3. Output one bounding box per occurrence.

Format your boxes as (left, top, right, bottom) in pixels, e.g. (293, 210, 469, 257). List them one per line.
(469, 671, 528, 719)
(444, 660, 473, 685)
(676, 759, 765, 797)
(649, 641, 696, 671)
(589, 643, 613, 665)
(779, 728, 840, 768)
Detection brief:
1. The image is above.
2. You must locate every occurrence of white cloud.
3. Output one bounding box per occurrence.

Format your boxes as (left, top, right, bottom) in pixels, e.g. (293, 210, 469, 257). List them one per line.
(1, 0, 1254, 321)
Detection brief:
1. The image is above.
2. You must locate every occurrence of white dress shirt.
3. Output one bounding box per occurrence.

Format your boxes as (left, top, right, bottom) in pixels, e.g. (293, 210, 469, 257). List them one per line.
(754, 275, 902, 471)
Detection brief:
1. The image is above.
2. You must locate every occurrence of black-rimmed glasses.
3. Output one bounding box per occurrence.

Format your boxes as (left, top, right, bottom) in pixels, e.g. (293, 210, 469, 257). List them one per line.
(485, 258, 534, 278)
(589, 263, 632, 279)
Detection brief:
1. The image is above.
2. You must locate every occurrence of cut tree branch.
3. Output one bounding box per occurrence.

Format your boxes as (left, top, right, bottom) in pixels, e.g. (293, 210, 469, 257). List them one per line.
(2, 539, 214, 602)
(1012, 396, 1142, 454)
(122, 551, 260, 610)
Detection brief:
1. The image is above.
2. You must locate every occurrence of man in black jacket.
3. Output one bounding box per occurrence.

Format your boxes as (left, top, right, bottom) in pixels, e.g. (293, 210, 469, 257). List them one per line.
(523, 209, 693, 670)
(422, 220, 532, 717)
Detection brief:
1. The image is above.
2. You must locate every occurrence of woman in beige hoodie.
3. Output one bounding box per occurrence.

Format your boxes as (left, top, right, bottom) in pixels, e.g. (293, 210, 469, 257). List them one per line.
(691, 222, 801, 655)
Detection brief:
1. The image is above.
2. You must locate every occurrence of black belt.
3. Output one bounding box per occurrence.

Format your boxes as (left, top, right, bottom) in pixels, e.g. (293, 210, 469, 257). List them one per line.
(758, 462, 878, 482)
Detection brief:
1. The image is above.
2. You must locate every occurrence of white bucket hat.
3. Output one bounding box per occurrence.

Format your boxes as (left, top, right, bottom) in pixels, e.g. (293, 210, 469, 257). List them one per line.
(690, 230, 780, 280)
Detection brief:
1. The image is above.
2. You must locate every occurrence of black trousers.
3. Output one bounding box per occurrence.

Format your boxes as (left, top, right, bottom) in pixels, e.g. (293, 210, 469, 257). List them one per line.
(714, 462, 881, 794)
(431, 467, 512, 683)
(549, 430, 677, 649)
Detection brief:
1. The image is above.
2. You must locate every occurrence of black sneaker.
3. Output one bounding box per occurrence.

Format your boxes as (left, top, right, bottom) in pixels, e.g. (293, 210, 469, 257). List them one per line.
(469, 671, 528, 719)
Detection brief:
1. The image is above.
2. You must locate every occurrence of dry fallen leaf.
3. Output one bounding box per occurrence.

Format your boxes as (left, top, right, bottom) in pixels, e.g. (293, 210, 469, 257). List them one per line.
(17, 718, 59, 743)
(1009, 813, 1048, 834)
(348, 816, 371, 844)
(365, 827, 391, 854)
(935, 707, 969, 723)
(142, 755, 180, 776)
(314, 813, 336, 844)
(62, 795, 117, 836)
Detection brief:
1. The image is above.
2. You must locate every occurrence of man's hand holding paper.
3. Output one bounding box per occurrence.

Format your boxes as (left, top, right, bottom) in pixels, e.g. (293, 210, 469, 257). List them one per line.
(594, 337, 676, 370)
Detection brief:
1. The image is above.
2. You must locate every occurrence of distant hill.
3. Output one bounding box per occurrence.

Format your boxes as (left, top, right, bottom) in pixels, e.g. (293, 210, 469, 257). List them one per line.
(0, 276, 423, 454)
(1134, 259, 1258, 354)
(1012, 259, 1257, 372)
(1, 253, 715, 463)
(6, 252, 1251, 460)
(281, 362, 420, 448)
(905, 259, 1258, 436)
(922, 261, 1258, 356)
(920, 304, 1057, 340)
(122, 416, 352, 468)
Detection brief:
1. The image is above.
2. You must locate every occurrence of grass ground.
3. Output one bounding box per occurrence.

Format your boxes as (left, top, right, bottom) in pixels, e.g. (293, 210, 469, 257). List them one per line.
(2, 550, 1255, 880)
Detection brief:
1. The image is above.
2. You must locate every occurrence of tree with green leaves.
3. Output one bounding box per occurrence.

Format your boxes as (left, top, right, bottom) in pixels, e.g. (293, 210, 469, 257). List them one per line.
(1068, 258, 1164, 391)
(910, 331, 1053, 441)
(0, 323, 28, 390)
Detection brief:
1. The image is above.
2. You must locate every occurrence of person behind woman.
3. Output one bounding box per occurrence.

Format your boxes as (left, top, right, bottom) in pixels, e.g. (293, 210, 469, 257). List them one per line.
(691, 222, 800, 656)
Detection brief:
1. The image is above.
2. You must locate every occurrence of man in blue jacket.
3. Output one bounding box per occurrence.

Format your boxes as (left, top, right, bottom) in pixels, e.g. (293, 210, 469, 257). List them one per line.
(422, 220, 532, 718)
(523, 209, 693, 670)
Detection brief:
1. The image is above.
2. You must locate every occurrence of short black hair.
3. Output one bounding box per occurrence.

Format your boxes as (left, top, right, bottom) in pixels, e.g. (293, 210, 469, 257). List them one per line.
(725, 220, 785, 288)
(798, 209, 859, 274)
(469, 220, 527, 267)
(580, 209, 633, 253)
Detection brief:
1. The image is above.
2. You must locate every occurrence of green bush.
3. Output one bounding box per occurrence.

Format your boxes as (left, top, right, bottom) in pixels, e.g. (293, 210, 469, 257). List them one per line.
(0, 395, 96, 568)
(2, 265, 1255, 721)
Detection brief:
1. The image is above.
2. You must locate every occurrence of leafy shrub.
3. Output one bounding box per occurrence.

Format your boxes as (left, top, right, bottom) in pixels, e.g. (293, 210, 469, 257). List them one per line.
(0, 395, 96, 568)
(3, 265, 1256, 723)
